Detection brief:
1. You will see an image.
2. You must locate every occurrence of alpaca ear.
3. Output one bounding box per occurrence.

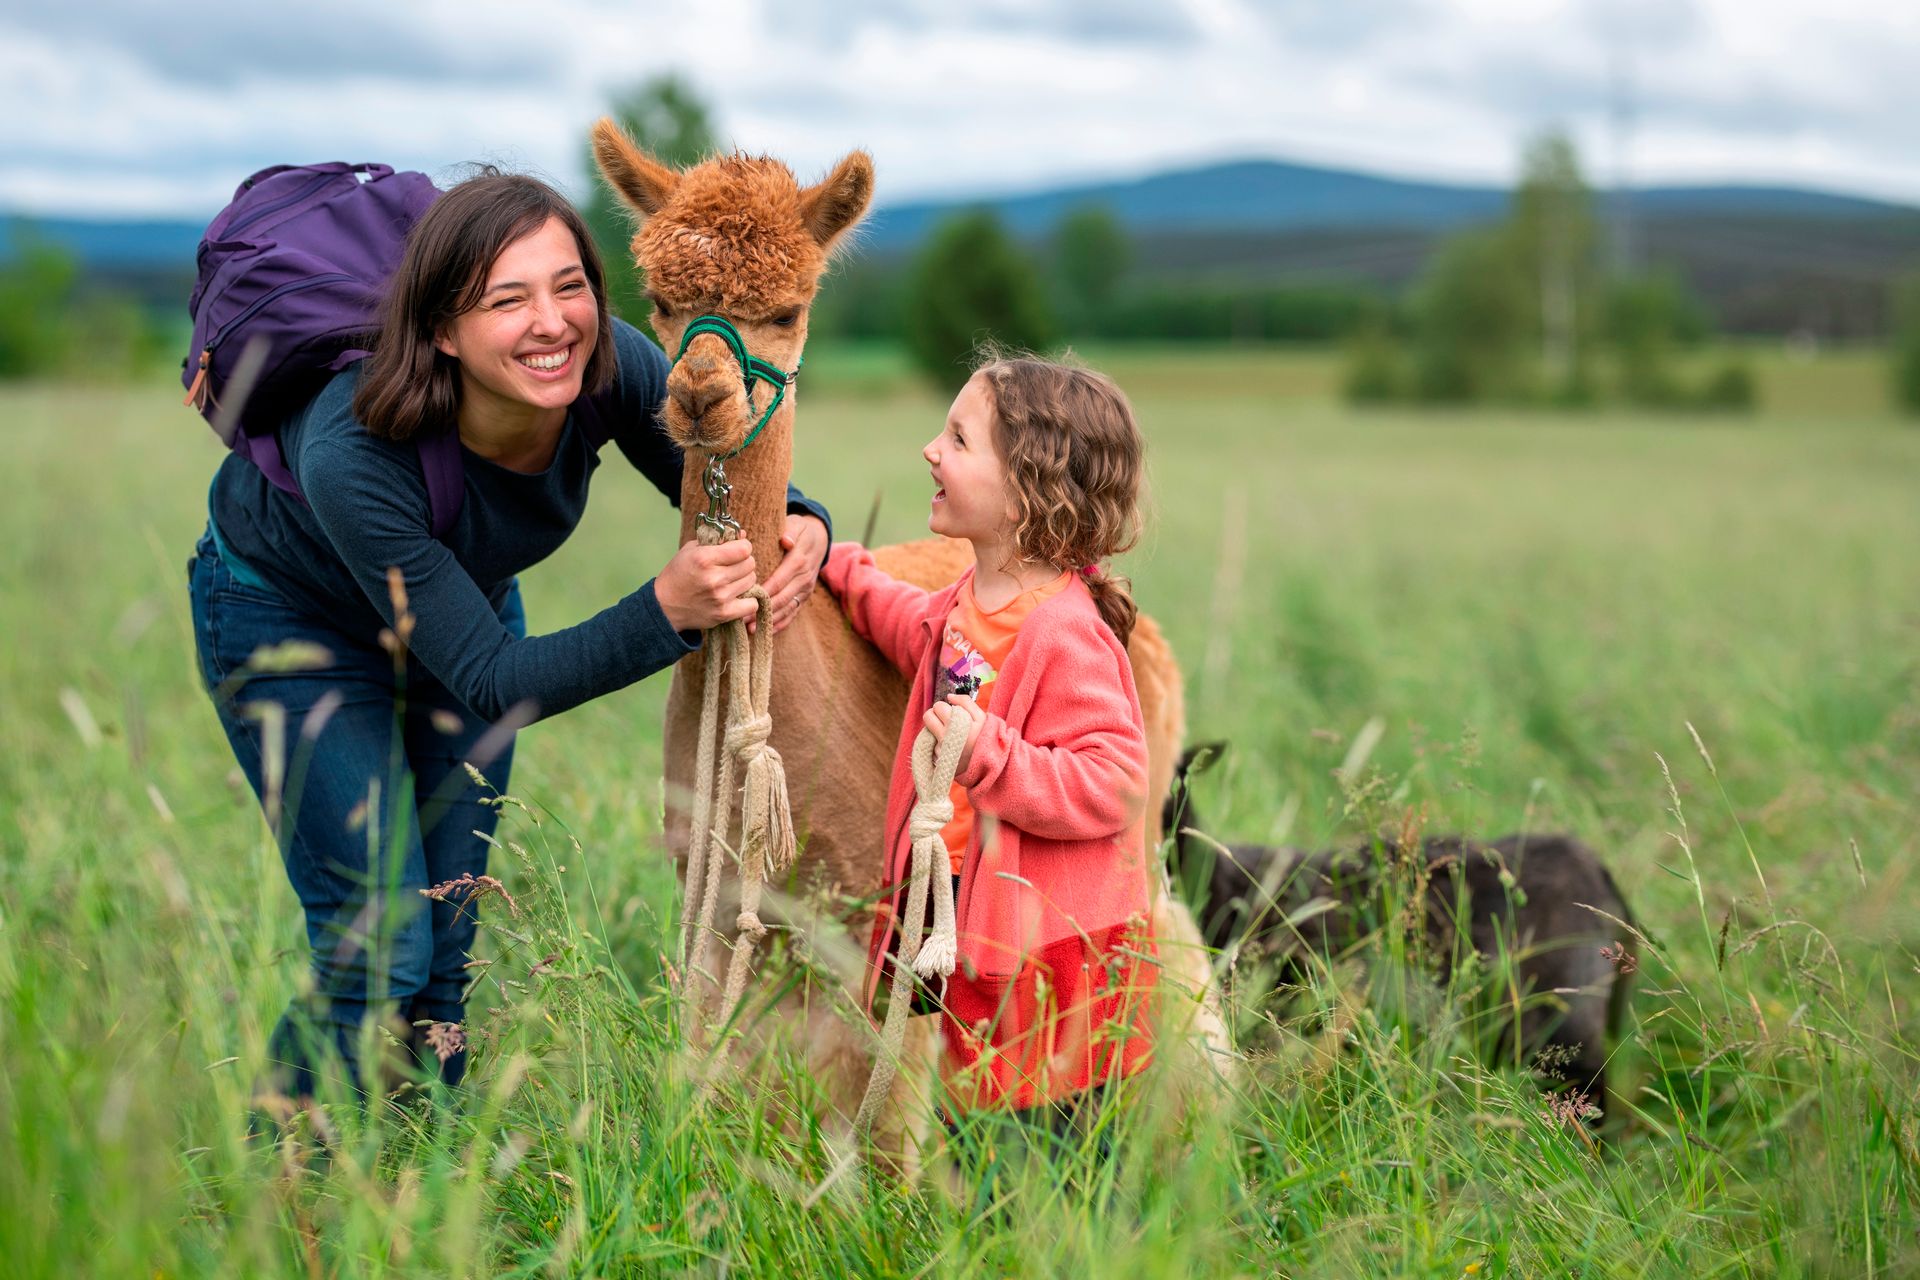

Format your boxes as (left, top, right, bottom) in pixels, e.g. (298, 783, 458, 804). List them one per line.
(799, 150, 873, 255)
(1176, 740, 1228, 784)
(591, 117, 679, 217)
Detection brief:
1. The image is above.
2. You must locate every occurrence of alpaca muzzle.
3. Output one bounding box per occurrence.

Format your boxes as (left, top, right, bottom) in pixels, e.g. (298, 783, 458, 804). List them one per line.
(669, 314, 801, 462)
(667, 338, 743, 432)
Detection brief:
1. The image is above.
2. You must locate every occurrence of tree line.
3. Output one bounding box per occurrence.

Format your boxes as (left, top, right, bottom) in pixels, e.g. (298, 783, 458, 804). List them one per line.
(1340, 133, 1755, 412)
(817, 131, 1762, 409)
(0, 229, 176, 380)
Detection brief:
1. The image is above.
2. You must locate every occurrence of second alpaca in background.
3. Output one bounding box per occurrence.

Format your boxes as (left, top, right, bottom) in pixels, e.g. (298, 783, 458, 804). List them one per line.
(1165, 743, 1638, 1123)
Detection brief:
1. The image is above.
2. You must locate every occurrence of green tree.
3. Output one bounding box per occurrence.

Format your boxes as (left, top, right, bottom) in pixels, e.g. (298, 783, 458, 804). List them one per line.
(1050, 205, 1129, 331)
(1342, 317, 1406, 404)
(1397, 132, 1613, 408)
(582, 75, 717, 324)
(1696, 359, 1757, 412)
(1507, 131, 1599, 396)
(809, 259, 905, 340)
(1893, 273, 1920, 416)
(1604, 271, 1711, 405)
(64, 294, 169, 382)
(1408, 229, 1531, 403)
(0, 230, 79, 378)
(903, 210, 1055, 392)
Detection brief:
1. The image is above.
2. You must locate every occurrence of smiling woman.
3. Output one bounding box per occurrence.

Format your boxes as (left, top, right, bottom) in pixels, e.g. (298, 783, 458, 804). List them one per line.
(429, 218, 606, 471)
(185, 168, 835, 1110)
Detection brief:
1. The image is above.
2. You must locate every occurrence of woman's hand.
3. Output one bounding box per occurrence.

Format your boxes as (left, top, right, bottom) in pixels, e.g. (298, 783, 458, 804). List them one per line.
(655, 538, 758, 633)
(757, 513, 829, 634)
(923, 694, 986, 774)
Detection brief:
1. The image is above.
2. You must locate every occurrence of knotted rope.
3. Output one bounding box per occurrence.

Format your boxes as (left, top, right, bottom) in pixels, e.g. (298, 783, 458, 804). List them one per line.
(851, 713, 973, 1142)
(679, 518, 797, 1037)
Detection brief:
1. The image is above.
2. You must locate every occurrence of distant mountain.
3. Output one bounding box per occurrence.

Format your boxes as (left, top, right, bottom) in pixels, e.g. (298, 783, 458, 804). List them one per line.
(8, 156, 1912, 270)
(10, 158, 1918, 338)
(3, 216, 201, 269)
(858, 157, 1915, 251)
(852, 159, 1920, 340)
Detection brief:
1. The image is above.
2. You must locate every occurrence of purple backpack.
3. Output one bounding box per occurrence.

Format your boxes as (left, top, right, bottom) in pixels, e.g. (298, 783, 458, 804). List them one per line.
(183, 162, 467, 536)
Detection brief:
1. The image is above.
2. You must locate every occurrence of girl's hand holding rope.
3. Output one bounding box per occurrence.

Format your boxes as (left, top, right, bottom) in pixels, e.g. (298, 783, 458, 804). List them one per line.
(923, 693, 986, 774)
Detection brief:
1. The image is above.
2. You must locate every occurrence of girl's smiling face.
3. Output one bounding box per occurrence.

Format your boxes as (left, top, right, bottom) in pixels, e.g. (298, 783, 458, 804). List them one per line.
(434, 215, 600, 420)
(924, 373, 1016, 546)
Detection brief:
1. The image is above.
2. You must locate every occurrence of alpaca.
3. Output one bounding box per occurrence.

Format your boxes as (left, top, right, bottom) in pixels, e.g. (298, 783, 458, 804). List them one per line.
(1167, 745, 1635, 1121)
(589, 124, 1227, 1157)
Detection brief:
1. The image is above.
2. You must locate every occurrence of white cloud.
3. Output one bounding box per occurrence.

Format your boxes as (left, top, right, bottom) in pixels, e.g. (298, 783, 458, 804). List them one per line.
(4, 0, 1917, 218)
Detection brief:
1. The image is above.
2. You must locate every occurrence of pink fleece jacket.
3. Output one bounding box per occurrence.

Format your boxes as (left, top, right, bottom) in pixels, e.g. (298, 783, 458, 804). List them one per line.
(823, 542, 1157, 1108)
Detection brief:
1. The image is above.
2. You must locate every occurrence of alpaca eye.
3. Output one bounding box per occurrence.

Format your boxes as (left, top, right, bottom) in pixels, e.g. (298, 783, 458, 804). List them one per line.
(647, 294, 673, 319)
(771, 310, 800, 328)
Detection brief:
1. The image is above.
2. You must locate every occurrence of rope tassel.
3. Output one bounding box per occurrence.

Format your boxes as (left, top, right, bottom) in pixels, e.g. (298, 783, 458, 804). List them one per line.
(716, 589, 800, 1032)
(913, 869, 959, 980)
(744, 750, 798, 881)
(906, 723, 969, 980)
(852, 709, 974, 1143)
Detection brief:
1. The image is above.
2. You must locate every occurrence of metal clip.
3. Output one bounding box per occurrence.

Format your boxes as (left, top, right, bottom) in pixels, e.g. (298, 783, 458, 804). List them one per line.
(697, 456, 742, 538)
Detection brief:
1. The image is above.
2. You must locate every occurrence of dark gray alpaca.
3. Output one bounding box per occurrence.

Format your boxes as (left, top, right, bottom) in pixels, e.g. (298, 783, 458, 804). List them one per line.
(1165, 744, 1638, 1120)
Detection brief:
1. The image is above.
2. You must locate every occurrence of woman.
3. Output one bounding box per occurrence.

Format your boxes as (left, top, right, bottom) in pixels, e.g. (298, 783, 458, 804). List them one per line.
(187, 169, 830, 1100)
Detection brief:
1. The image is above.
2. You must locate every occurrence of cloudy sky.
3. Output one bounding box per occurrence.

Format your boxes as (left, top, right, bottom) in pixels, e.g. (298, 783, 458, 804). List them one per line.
(5, 0, 1917, 219)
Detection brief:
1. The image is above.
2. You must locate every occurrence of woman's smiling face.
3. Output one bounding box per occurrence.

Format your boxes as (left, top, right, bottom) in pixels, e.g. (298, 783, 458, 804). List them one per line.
(434, 215, 599, 418)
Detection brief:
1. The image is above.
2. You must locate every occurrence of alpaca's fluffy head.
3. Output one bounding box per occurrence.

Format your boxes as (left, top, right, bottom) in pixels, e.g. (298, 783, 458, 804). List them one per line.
(591, 120, 871, 454)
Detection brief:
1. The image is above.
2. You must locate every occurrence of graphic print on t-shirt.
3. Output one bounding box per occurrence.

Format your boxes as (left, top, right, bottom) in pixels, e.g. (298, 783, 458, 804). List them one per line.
(928, 571, 1071, 874)
(935, 626, 996, 702)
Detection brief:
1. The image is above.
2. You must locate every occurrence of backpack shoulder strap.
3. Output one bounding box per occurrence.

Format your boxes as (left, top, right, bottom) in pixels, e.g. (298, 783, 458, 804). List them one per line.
(418, 430, 464, 540)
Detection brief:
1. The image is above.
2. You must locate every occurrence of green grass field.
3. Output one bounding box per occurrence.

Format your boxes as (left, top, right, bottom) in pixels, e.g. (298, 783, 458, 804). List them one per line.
(3, 345, 1918, 1277)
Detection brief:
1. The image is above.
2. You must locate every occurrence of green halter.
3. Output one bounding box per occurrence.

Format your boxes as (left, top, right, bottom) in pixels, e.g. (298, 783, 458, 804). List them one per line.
(675, 313, 803, 538)
(674, 314, 803, 461)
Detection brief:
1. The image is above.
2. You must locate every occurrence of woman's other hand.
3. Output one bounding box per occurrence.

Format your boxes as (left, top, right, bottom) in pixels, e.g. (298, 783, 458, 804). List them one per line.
(655, 538, 758, 633)
(758, 513, 829, 634)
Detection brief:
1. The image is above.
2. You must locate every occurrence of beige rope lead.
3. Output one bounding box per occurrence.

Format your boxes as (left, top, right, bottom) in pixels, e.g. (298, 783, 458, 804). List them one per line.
(680, 517, 736, 986)
(717, 592, 796, 1026)
(852, 712, 974, 1143)
(679, 516, 797, 1037)
(679, 603, 725, 975)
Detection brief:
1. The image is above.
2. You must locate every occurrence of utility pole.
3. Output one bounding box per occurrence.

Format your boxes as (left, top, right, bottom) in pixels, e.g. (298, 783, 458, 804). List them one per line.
(1606, 31, 1637, 278)
(1523, 133, 1582, 388)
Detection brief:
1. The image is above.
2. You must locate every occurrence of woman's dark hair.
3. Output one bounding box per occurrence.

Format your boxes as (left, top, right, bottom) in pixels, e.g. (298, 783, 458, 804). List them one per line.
(354, 168, 616, 440)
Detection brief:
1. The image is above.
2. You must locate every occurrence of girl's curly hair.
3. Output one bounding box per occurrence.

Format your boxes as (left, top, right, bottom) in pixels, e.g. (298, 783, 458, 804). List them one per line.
(973, 349, 1144, 645)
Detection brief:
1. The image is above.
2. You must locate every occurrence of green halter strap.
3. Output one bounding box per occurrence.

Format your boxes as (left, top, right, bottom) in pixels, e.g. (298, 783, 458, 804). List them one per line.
(675, 313, 803, 537)
(674, 314, 803, 462)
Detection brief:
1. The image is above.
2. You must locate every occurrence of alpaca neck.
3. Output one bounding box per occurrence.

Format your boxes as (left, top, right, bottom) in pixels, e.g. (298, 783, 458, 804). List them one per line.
(676, 412, 796, 583)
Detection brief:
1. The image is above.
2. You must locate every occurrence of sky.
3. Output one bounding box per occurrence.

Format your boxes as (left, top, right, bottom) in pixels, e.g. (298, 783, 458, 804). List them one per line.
(4, 0, 1918, 220)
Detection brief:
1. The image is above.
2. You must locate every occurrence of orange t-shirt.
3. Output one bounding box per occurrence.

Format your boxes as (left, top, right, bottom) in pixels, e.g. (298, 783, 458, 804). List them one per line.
(932, 571, 1072, 872)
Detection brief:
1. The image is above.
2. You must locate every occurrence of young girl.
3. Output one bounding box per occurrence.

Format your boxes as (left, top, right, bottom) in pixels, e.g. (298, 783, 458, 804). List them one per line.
(822, 354, 1156, 1127)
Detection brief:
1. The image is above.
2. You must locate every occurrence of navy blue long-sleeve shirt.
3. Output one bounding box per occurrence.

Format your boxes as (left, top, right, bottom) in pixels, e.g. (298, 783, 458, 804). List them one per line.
(208, 318, 830, 723)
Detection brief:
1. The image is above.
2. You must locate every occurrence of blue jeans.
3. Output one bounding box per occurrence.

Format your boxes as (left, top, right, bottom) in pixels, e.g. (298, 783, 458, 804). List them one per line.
(187, 532, 525, 1097)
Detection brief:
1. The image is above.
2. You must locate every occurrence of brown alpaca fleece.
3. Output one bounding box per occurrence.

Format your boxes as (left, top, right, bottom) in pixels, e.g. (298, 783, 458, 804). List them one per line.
(591, 123, 1227, 1155)
(593, 120, 870, 319)
(634, 157, 831, 318)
